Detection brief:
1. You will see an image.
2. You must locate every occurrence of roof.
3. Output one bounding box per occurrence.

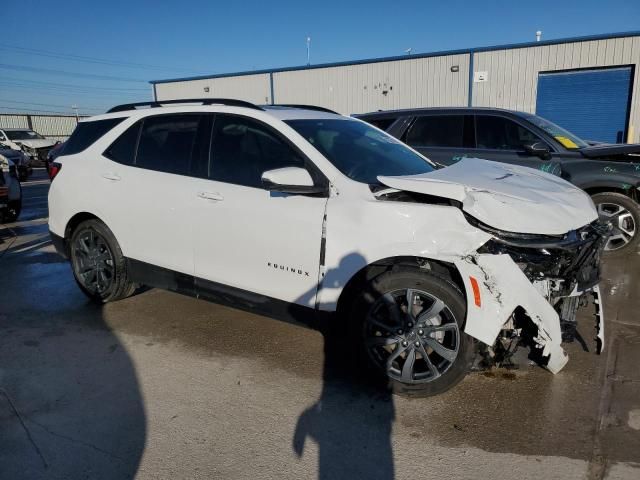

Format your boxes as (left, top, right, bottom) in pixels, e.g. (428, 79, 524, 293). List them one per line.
(355, 106, 523, 117)
(150, 30, 640, 85)
(80, 104, 349, 123)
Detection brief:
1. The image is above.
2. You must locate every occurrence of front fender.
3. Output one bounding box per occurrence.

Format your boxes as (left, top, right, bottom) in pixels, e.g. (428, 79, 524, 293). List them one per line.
(454, 253, 569, 374)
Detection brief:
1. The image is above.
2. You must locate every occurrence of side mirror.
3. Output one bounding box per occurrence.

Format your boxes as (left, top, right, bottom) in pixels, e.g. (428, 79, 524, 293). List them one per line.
(261, 167, 327, 195)
(523, 142, 551, 159)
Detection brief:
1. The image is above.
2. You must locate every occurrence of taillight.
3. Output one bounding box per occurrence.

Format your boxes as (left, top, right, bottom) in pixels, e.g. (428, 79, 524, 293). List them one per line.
(49, 162, 62, 180)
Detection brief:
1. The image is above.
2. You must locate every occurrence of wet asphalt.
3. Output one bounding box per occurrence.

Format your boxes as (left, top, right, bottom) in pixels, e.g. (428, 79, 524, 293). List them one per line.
(1, 169, 639, 480)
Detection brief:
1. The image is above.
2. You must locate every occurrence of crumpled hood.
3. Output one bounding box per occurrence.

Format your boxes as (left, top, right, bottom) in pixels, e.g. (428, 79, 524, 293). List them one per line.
(378, 158, 597, 235)
(15, 139, 56, 149)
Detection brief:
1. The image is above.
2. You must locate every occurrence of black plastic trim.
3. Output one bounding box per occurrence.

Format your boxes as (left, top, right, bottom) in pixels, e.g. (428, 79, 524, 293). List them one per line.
(49, 230, 67, 258)
(107, 98, 265, 113)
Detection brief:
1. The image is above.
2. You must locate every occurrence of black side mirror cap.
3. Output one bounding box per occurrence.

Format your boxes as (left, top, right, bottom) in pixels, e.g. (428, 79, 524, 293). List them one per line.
(523, 142, 551, 160)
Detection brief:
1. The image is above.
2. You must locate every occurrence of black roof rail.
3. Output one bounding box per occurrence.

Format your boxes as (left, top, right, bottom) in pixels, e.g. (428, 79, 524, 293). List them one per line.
(107, 98, 265, 113)
(270, 104, 340, 115)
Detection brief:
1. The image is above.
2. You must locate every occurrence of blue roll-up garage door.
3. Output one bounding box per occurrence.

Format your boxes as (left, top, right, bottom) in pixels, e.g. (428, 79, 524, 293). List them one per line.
(536, 67, 633, 143)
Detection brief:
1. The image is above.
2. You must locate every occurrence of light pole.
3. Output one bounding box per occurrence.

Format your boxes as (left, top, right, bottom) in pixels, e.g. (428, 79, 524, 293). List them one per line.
(405, 48, 412, 55)
(306, 36, 311, 66)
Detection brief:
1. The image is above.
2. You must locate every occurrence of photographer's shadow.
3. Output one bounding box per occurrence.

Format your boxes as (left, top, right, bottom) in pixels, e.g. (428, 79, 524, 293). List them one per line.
(291, 253, 395, 480)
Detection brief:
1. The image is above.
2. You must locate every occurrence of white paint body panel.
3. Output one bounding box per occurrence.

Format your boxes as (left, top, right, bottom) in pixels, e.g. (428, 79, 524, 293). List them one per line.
(48, 105, 603, 375)
(379, 158, 597, 235)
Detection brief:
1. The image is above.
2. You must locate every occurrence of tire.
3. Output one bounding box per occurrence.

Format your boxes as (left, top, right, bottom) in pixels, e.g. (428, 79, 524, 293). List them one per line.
(349, 268, 475, 397)
(592, 192, 640, 257)
(69, 219, 136, 303)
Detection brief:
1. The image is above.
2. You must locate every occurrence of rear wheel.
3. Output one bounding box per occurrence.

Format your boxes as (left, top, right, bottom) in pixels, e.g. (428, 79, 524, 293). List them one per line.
(350, 268, 475, 397)
(70, 219, 136, 303)
(592, 192, 640, 257)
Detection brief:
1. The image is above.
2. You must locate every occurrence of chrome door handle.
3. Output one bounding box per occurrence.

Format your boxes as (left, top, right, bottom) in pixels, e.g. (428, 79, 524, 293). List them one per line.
(102, 173, 121, 181)
(197, 191, 224, 201)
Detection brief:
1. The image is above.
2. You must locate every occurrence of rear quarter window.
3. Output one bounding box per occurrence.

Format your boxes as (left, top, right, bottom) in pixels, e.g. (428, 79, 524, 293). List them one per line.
(64, 118, 126, 155)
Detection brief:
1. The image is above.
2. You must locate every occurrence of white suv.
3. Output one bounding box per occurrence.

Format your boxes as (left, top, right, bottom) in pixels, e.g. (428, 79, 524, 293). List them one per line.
(48, 99, 608, 395)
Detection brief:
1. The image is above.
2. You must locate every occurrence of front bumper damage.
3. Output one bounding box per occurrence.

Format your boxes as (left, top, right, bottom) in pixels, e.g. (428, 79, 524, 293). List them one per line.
(455, 221, 608, 374)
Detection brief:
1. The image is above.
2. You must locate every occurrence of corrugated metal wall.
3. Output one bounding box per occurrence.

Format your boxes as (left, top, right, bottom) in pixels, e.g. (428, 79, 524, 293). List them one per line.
(0, 114, 82, 141)
(155, 73, 272, 104)
(153, 34, 640, 142)
(472, 36, 640, 142)
(273, 54, 470, 114)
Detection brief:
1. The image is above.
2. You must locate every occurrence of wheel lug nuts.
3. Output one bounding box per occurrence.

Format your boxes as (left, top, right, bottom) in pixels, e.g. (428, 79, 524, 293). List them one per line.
(397, 329, 403, 335)
(408, 322, 413, 328)
(401, 341, 408, 347)
(414, 341, 420, 348)
(418, 329, 424, 335)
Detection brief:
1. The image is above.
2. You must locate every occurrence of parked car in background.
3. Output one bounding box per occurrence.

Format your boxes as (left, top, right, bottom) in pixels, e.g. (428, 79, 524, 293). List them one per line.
(0, 144, 31, 181)
(45, 140, 66, 176)
(48, 99, 607, 396)
(0, 154, 23, 222)
(356, 108, 640, 256)
(0, 128, 57, 166)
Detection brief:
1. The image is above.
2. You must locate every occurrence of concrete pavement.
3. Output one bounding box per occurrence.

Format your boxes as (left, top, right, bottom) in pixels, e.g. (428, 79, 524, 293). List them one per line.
(1, 169, 639, 479)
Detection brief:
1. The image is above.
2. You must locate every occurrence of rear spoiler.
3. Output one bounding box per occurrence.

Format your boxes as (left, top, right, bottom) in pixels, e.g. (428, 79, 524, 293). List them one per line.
(580, 143, 640, 158)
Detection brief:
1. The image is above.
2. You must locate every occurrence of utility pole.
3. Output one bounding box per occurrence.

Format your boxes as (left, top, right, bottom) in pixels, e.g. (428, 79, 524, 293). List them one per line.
(72, 105, 79, 122)
(306, 37, 311, 66)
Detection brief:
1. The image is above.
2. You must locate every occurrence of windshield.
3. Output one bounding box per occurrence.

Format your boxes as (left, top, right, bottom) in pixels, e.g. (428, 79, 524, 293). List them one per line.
(6, 130, 45, 140)
(285, 119, 434, 184)
(520, 113, 588, 150)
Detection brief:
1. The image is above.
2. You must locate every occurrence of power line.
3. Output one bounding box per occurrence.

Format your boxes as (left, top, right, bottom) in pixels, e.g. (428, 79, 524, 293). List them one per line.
(0, 43, 201, 74)
(0, 63, 149, 83)
(0, 82, 147, 98)
(0, 76, 148, 92)
(0, 99, 104, 112)
(0, 106, 94, 115)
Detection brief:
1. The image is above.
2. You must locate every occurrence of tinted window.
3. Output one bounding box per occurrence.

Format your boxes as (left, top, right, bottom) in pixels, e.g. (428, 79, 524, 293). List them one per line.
(365, 118, 397, 131)
(519, 113, 587, 149)
(476, 115, 543, 150)
(406, 115, 465, 147)
(137, 114, 204, 176)
(64, 118, 125, 155)
(211, 115, 304, 188)
(286, 119, 434, 185)
(104, 122, 141, 166)
(5, 130, 45, 140)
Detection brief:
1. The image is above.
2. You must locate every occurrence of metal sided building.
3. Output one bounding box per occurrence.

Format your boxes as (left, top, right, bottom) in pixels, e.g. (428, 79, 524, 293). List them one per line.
(151, 31, 640, 144)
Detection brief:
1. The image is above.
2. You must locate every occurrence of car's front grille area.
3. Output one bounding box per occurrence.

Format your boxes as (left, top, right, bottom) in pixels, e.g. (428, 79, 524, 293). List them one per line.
(479, 221, 610, 294)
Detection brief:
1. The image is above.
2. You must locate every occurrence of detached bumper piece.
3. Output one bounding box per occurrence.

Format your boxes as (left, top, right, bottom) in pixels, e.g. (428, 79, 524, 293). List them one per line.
(457, 220, 609, 374)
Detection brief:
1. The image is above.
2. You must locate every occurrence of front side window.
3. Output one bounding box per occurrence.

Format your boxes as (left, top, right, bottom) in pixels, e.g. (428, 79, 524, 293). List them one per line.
(64, 118, 125, 155)
(210, 114, 305, 188)
(405, 115, 466, 148)
(136, 114, 204, 176)
(6, 130, 45, 140)
(475, 115, 543, 151)
(519, 113, 588, 150)
(286, 119, 434, 184)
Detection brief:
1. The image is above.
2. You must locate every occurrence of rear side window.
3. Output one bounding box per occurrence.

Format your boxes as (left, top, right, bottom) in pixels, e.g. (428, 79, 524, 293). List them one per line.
(475, 115, 543, 150)
(211, 114, 304, 188)
(405, 115, 465, 148)
(64, 118, 125, 155)
(104, 122, 141, 166)
(136, 114, 206, 176)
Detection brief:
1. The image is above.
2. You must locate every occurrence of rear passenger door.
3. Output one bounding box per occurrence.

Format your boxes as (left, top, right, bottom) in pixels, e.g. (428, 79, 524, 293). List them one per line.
(403, 114, 474, 167)
(102, 113, 211, 275)
(192, 113, 328, 307)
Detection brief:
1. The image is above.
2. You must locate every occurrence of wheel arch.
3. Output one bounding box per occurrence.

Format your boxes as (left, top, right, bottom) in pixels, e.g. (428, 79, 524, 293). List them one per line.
(335, 255, 466, 316)
(584, 185, 639, 202)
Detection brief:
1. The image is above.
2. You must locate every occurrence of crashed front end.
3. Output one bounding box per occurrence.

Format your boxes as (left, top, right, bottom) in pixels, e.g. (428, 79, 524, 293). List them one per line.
(455, 218, 609, 373)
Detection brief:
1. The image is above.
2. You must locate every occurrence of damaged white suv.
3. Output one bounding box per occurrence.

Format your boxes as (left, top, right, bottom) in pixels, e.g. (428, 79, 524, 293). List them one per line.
(48, 99, 608, 395)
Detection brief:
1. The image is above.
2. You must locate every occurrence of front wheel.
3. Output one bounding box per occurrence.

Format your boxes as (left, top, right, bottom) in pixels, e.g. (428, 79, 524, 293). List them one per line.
(592, 192, 640, 257)
(70, 219, 136, 303)
(350, 269, 475, 397)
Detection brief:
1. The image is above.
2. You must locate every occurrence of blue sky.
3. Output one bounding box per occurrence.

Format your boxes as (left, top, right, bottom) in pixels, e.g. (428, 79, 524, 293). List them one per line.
(1, 0, 639, 115)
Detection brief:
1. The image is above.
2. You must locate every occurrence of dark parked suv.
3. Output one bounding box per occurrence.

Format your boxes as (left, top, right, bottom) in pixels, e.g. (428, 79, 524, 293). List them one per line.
(356, 107, 640, 256)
